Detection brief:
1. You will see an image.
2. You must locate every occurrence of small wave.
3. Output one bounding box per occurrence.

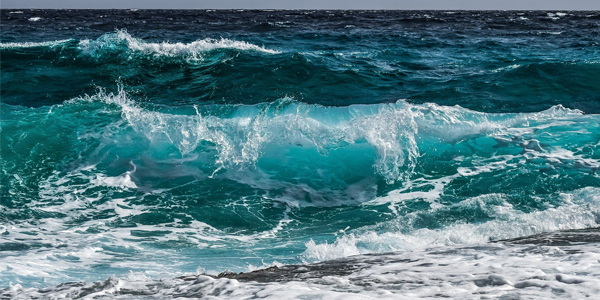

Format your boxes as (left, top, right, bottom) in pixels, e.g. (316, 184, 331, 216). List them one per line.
(78, 30, 281, 59)
(303, 187, 600, 262)
(28, 17, 42, 22)
(546, 12, 567, 20)
(0, 39, 72, 49)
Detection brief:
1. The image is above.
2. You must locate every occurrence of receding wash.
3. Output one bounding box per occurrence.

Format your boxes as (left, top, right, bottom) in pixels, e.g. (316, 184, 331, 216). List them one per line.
(1, 10, 599, 299)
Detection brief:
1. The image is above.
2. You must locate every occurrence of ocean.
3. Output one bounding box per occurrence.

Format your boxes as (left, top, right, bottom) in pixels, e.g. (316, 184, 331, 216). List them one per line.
(1, 9, 599, 299)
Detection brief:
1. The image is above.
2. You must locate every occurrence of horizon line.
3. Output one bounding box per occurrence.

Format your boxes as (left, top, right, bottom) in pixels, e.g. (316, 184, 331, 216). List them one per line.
(2, 8, 597, 11)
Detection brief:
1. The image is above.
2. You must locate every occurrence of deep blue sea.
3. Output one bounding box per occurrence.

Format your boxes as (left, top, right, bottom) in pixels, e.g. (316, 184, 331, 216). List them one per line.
(1, 10, 600, 299)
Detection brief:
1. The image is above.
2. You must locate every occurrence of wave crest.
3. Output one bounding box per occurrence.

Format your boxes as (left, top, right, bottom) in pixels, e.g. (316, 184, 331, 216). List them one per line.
(66, 87, 592, 189)
(0, 39, 72, 49)
(78, 30, 281, 59)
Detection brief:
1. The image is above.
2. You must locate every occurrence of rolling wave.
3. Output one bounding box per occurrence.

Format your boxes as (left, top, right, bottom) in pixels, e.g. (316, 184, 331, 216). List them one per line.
(3, 88, 597, 203)
(1, 30, 280, 55)
(78, 30, 281, 58)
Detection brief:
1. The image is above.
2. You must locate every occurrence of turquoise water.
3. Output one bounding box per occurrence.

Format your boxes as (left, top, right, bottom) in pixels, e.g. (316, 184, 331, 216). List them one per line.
(1, 10, 599, 289)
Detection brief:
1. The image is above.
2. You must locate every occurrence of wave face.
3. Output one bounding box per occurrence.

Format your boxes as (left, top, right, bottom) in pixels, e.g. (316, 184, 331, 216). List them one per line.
(1, 9, 600, 295)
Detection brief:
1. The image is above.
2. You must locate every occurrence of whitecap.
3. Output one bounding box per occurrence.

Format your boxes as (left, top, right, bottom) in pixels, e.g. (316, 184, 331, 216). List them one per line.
(78, 30, 281, 60)
(0, 39, 71, 48)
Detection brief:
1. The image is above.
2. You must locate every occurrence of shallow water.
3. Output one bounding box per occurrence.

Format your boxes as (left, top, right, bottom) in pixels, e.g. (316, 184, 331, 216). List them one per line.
(5, 228, 600, 299)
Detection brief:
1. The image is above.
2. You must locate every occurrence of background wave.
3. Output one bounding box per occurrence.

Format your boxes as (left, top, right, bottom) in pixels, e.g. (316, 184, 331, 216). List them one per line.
(2, 15, 600, 112)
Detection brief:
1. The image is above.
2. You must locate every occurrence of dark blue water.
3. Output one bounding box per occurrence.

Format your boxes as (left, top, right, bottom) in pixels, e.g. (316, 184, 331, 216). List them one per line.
(1, 10, 600, 291)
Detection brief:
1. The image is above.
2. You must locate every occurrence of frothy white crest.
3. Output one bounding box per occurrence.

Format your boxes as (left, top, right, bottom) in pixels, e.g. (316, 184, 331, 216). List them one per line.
(347, 103, 418, 184)
(78, 30, 280, 59)
(490, 64, 521, 73)
(303, 187, 600, 262)
(528, 104, 583, 119)
(0, 39, 72, 48)
(409, 103, 584, 145)
(411, 102, 505, 142)
(546, 12, 563, 20)
(28, 17, 42, 22)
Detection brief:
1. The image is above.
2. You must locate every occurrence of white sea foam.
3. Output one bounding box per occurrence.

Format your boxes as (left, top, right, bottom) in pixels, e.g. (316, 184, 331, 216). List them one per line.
(28, 17, 42, 22)
(0, 157, 294, 286)
(303, 187, 600, 262)
(5, 241, 600, 299)
(95, 172, 138, 189)
(490, 64, 521, 73)
(0, 39, 72, 48)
